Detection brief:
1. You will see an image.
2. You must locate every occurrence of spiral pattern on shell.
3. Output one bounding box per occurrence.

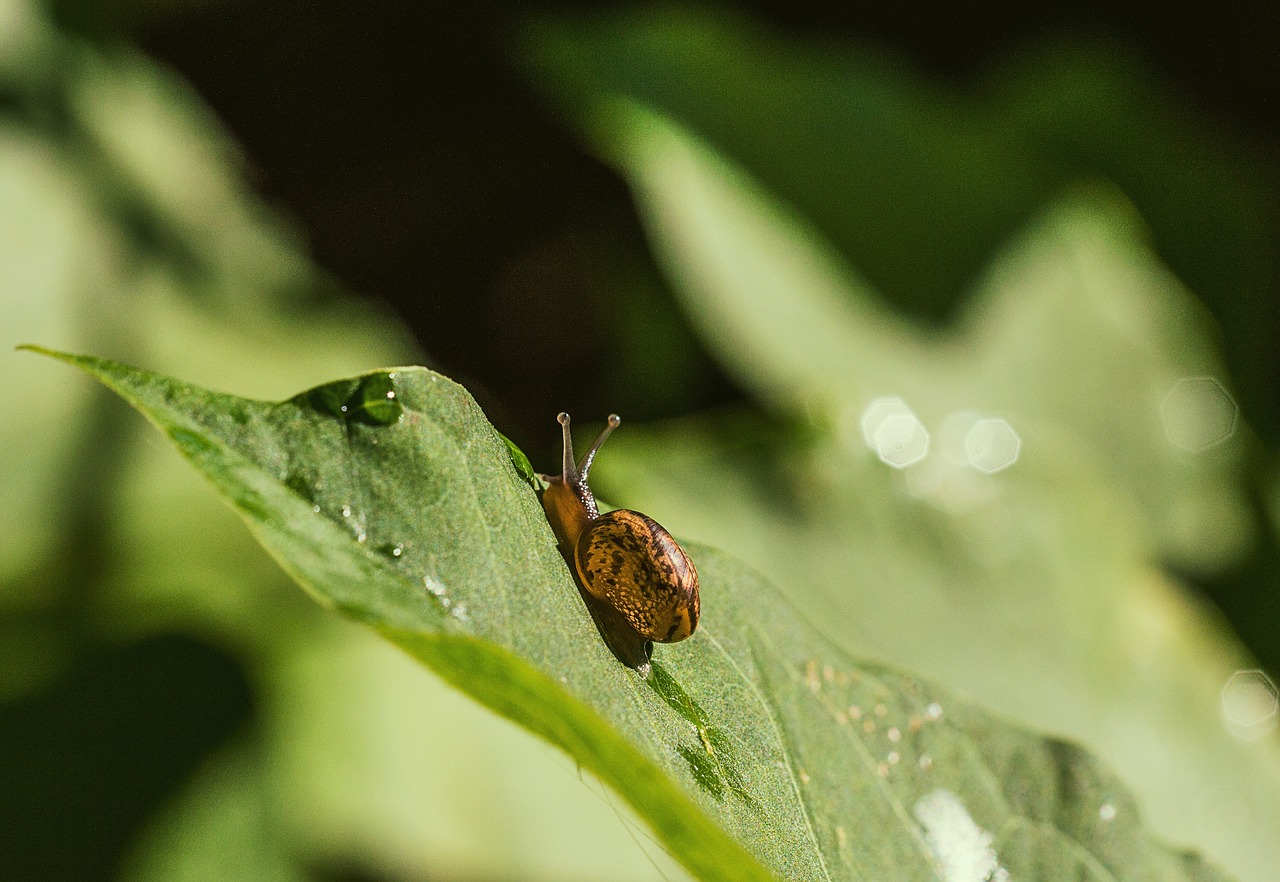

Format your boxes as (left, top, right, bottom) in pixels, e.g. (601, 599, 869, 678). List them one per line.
(575, 509, 699, 643)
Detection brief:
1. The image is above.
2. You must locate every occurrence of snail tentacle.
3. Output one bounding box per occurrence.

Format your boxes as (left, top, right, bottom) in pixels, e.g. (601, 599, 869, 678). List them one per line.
(539, 413, 700, 657)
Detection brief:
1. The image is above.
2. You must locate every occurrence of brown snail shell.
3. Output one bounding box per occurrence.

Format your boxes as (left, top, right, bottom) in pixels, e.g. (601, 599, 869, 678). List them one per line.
(540, 413, 699, 654)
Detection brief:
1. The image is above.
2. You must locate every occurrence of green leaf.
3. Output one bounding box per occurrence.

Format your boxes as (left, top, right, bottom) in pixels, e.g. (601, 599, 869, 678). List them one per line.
(519, 8, 1280, 441)
(604, 108, 1279, 882)
(2, 8, 689, 877)
(3, 9, 694, 876)
(24, 346, 1233, 881)
(599, 103, 1247, 572)
(518, 40, 1277, 882)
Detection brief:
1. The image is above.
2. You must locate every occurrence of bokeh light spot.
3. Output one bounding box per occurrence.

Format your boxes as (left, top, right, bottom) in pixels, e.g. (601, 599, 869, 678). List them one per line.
(964, 418, 1021, 473)
(859, 397, 911, 446)
(1159, 376, 1237, 452)
(1220, 669, 1278, 742)
(860, 397, 929, 468)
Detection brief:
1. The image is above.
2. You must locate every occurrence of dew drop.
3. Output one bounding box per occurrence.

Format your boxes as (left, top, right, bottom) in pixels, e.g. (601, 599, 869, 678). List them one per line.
(341, 504, 352, 518)
(926, 702, 943, 721)
(1099, 803, 1117, 822)
(375, 543, 404, 560)
(919, 753, 934, 771)
(305, 385, 348, 418)
(349, 373, 403, 425)
(314, 374, 405, 426)
(887, 751, 900, 765)
(887, 727, 902, 743)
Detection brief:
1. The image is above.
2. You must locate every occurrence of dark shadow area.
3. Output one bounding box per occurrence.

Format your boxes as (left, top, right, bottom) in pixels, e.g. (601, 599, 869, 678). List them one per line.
(0, 633, 255, 881)
(130, 1, 1277, 457)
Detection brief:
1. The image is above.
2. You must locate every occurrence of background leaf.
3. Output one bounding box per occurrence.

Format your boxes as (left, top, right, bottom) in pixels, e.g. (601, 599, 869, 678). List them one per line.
(518, 29, 1280, 882)
(520, 7, 1280, 441)
(28, 347, 1238, 881)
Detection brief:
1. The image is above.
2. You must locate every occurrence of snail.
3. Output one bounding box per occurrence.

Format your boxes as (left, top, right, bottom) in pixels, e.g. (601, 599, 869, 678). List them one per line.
(540, 413, 699, 665)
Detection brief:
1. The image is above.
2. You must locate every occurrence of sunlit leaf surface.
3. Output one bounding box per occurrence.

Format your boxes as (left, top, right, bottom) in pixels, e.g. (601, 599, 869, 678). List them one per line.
(519, 30, 1280, 881)
(29, 347, 1235, 882)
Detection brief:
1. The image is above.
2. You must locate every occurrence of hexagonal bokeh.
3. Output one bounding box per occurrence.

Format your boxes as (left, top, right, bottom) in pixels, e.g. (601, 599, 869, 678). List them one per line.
(859, 397, 930, 468)
(873, 413, 929, 468)
(859, 397, 912, 446)
(1159, 376, 1238, 452)
(964, 418, 1022, 473)
(1220, 669, 1279, 741)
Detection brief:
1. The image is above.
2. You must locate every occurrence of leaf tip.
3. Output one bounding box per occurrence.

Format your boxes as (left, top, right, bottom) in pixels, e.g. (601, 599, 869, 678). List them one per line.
(15, 344, 75, 363)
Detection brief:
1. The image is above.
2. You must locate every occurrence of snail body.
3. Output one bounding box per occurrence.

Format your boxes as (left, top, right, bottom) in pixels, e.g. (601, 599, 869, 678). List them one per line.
(541, 413, 699, 644)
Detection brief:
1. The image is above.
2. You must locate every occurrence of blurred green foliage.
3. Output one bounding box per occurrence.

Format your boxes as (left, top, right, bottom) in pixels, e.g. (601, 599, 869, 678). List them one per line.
(3, 1, 1279, 880)
(524, 7, 1280, 440)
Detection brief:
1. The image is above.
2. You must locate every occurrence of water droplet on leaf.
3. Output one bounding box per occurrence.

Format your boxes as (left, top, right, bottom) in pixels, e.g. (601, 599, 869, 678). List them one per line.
(347, 373, 403, 425)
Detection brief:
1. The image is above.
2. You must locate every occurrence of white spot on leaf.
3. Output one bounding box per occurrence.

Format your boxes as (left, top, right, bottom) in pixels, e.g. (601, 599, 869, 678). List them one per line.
(914, 789, 1009, 882)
